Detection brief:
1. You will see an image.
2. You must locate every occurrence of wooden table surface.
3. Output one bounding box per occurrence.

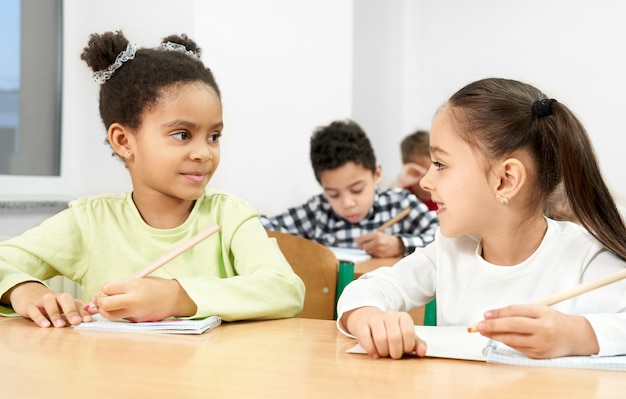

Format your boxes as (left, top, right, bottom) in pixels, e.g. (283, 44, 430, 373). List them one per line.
(1, 316, 624, 398)
(353, 256, 400, 278)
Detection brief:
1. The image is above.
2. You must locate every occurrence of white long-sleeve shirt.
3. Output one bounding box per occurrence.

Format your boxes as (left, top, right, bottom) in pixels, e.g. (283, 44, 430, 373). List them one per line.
(337, 218, 626, 356)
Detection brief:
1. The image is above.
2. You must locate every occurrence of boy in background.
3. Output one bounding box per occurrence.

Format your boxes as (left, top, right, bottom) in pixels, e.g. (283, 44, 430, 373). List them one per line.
(260, 120, 439, 258)
(391, 130, 437, 211)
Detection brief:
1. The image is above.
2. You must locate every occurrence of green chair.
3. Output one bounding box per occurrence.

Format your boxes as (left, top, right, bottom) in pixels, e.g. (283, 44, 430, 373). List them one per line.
(423, 299, 437, 326)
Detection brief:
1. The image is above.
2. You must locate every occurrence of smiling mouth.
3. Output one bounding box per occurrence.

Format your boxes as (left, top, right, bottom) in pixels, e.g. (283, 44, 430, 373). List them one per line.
(182, 173, 207, 182)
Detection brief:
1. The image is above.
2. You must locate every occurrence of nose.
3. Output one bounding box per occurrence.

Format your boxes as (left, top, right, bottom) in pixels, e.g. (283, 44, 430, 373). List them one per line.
(341, 194, 357, 209)
(420, 166, 434, 193)
(190, 142, 213, 162)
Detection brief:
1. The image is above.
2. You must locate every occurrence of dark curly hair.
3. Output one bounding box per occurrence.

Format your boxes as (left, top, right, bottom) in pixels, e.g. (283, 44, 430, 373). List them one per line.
(80, 30, 221, 158)
(309, 119, 376, 183)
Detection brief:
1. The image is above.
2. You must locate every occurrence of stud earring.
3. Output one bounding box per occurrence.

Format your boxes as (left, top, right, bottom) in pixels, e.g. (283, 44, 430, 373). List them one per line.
(125, 151, 133, 159)
(496, 194, 509, 204)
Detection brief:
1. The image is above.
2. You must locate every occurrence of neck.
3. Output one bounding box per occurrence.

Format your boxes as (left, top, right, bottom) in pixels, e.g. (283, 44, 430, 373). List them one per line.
(131, 192, 196, 229)
(480, 215, 548, 266)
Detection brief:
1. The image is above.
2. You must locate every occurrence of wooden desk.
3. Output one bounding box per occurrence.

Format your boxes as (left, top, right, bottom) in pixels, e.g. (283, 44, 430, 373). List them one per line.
(354, 256, 401, 278)
(2, 317, 623, 398)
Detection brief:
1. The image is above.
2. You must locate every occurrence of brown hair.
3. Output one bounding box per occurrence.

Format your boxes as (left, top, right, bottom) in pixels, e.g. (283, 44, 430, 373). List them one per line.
(447, 78, 626, 260)
(400, 130, 430, 164)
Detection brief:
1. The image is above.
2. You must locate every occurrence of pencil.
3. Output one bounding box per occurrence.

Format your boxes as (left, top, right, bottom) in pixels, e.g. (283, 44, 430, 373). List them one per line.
(467, 267, 626, 332)
(377, 208, 411, 232)
(83, 224, 220, 311)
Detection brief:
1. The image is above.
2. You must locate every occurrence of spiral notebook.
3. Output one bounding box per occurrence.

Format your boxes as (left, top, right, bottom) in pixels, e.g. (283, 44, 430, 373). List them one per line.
(347, 325, 626, 371)
(73, 314, 221, 335)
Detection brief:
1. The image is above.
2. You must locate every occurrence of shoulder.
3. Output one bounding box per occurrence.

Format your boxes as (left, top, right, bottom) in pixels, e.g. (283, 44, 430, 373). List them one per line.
(542, 218, 612, 259)
(375, 187, 430, 215)
(376, 187, 421, 204)
(546, 218, 600, 246)
(200, 189, 259, 217)
(67, 192, 130, 214)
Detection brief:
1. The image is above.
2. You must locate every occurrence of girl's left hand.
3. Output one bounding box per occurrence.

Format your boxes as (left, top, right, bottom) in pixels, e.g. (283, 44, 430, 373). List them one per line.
(92, 277, 196, 322)
(354, 232, 405, 258)
(476, 304, 599, 358)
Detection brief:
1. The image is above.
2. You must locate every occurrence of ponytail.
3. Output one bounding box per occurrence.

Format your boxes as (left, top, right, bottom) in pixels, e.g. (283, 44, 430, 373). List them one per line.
(550, 103, 626, 260)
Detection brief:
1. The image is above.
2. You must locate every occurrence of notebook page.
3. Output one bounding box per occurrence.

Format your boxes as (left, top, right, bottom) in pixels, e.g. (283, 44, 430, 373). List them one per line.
(347, 325, 489, 361)
(328, 247, 371, 263)
(485, 341, 626, 371)
(73, 314, 221, 335)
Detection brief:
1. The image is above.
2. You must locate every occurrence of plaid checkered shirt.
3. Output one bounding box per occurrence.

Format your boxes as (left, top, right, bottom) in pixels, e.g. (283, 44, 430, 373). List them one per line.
(260, 187, 439, 255)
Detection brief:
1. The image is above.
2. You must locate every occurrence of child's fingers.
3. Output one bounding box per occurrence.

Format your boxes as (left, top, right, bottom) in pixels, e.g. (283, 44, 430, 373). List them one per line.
(54, 292, 88, 325)
(24, 305, 51, 328)
(484, 304, 548, 322)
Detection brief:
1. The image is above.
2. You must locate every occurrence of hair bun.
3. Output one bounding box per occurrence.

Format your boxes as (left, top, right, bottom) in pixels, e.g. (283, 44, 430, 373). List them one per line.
(161, 34, 201, 54)
(80, 30, 130, 73)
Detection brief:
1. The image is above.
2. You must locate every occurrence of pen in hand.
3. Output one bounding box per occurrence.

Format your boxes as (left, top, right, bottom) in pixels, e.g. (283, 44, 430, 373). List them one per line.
(467, 267, 626, 332)
(83, 224, 220, 311)
(376, 208, 411, 232)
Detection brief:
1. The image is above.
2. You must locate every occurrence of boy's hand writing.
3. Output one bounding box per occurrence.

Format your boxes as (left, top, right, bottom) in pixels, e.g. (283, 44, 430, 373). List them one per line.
(4, 281, 91, 327)
(92, 276, 197, 322)
(354, 233, 405, 257)
(342, 306, 426, 359)
(476, 304, 600, 358)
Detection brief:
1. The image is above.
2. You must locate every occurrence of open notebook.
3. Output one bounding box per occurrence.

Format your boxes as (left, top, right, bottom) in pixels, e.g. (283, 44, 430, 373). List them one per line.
(347, 325, 626, 371)
(73, 314, 221, 335)
(328, 246, 371, 263)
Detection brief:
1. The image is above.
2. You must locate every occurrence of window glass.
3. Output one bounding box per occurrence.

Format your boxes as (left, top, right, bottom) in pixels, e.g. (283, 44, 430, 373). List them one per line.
(0, 0, 62, 177)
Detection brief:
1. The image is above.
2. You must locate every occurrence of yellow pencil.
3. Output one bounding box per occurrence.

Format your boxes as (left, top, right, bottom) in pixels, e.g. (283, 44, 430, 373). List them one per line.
(377, 208, 412, 232)
(83, 224, 220, 311)
(467, 267, 626, 332)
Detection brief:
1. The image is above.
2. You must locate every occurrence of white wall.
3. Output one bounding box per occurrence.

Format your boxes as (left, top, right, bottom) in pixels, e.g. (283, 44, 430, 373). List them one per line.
(402, 0, 626, 203)
(60, 0, 625, 220)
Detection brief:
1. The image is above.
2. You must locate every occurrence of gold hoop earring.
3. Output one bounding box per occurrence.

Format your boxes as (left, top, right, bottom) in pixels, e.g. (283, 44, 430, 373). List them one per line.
(496, 194, 509, 204)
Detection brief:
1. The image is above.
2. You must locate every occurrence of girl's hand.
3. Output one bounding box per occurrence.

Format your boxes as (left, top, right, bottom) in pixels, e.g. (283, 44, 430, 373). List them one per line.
(342, 306, 426, 359)
(354, 232, 405, 257)
(477, 304, 600, 358)
(5, 281, 92, 327)
(92, 277, 197, 322)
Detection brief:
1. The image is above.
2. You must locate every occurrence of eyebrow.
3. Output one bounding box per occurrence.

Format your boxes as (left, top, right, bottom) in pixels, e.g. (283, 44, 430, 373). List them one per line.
(160, 120, 224, 130)
(429, 145, 449, 156)
(323, 180, 365, 192)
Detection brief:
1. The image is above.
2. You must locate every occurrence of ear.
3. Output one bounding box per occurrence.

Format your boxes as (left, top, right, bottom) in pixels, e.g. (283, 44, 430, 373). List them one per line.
(107, 123, 134, 159)
(373, 164, 382, 184)
(494, 158, 527, 203)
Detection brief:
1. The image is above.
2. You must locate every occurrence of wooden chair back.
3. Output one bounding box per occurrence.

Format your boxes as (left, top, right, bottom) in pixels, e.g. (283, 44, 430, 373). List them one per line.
(267, 230, 339, 320)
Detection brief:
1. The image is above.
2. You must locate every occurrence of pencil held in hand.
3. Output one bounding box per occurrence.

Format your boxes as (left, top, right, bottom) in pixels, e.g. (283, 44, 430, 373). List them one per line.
(377, 208, 411, 232)
(83, 224, 220, 311)
(467, 267, 626, 332)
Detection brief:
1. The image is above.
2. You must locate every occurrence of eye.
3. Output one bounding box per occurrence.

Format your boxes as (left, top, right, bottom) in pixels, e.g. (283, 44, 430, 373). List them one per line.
(208, 133, 222, 143)
(171, 131, 190, 141)
(350, 189, 364, 195)
(432, 161, 445, 171)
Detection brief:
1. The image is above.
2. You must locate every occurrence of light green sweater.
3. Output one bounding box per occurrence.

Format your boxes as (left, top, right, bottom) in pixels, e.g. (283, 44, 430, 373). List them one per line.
(0, 190, 305, 321)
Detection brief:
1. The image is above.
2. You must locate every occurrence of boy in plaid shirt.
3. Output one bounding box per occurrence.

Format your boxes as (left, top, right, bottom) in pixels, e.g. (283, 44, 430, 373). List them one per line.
(260, 119, 439, 258)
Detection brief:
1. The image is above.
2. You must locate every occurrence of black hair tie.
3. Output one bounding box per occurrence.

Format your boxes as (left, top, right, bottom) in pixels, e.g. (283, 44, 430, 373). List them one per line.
(532, 98, 557, 118)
